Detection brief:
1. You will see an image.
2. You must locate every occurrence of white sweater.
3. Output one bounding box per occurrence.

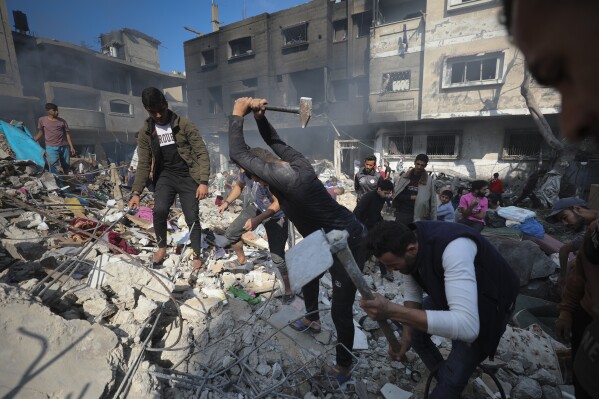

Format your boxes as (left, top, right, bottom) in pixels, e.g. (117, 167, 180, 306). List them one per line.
(403, 237, 480, 343)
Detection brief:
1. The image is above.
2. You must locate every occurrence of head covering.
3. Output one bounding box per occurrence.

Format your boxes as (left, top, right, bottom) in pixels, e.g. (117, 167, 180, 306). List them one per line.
(546, 197, 587, 223)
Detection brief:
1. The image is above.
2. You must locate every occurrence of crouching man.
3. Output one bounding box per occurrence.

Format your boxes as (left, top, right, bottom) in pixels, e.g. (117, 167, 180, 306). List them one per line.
(360, 221, 519, 399)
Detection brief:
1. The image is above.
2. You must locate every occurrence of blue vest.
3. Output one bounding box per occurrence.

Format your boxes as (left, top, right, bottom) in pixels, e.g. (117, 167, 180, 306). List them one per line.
(412, 221, 519, 359)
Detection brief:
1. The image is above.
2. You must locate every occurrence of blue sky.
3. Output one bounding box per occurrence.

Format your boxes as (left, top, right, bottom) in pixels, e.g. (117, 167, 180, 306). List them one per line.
(6, 0, 308, 73)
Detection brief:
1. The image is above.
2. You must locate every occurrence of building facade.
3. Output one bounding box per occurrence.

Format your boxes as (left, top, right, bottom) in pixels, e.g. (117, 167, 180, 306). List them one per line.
(0, 3, 37, 128)
(369, 0, 562, 184)
(185, 0, 593, 192)
(184, 0, 374, 172)
(10, 22, 186, 162)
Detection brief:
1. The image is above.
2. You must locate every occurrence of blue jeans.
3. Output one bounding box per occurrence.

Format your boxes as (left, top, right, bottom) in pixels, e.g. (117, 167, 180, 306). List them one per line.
(411, 296, 488, 399)
(46, 145, 71, 174)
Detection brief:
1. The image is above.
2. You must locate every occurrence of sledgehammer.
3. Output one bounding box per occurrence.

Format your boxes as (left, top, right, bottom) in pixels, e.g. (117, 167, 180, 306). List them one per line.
(285, 229, 402, 352)
(264, 97, 312, 128)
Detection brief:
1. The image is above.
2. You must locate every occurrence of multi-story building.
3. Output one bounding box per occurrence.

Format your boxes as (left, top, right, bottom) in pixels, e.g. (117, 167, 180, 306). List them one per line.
(0, 5, 37, 127)
(185, 0, 593, 190)
(369, 0, 562, 182)
(184, 0, 374, 172)
(10, 18, 187, 162)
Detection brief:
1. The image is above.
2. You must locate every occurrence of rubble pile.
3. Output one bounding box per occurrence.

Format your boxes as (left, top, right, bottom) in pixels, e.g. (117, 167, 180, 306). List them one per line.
(0, 165, 574, 398)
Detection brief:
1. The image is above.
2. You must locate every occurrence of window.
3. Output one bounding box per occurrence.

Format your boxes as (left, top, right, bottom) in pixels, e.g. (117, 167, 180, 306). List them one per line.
(229, 37, 253, 59)
(241, 78, 257, 88)
(427, 135, 457, 157)
(443, 53, 504, 88)
(355, 78, 368, 98)
(503, 130, 552, 160)
(388, 136, 413, 155)
(109, 100, 131, 114)
(447, 0, 496, 11)
(353, 11, 372, 38)
(381, 71, 411, 93)
(282, 23, 308, 47)
(0, 59, 6, 75)
(201, 49, 216, 69)
(208, 86, 222, 115)
(330, 80, 349, 102)
(333, 19, 347, 42)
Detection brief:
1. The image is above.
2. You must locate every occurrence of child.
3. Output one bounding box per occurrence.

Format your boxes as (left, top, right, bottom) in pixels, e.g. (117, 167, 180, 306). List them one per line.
(437, 190, 455, 222)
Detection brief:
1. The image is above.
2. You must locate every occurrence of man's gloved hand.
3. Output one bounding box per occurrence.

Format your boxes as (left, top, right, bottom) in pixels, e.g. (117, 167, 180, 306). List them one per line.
(556, 316, 573, 342)
(583, 220, 599, 264)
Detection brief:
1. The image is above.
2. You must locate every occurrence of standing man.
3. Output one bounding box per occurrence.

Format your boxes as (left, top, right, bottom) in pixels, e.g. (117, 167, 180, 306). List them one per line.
(128, 87, 210, 270)
(457, 180, 489, 232)
(229, 97, 366, 382)
(505, 3, 599, 395)
(360, 221, 519, 399)
(218, 167, 294, 302)
(354, 155, 382, 202)
(391, 154, 436, 225)
(545, 198, 599, 399)
(353, 179, 395, 281)
(35, 103, 76, 174)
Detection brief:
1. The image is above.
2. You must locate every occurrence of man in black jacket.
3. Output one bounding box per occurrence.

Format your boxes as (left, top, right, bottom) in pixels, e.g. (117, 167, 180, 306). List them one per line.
(228, 97, 366, 382)
(360, 221, 519, 399)
(128, 87, 210, 270)
(354, 155, 382, 202)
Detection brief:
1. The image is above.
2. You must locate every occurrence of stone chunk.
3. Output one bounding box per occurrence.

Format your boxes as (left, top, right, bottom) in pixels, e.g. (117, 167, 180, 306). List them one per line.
(1, 238, 46, 261)
(511, 377, 543, 399)
(380, 383, 413, 399)
(0, 283, 123, 398)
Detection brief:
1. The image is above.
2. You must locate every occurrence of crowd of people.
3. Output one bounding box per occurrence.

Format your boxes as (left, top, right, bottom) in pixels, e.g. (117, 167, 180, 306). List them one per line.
(28, 1, 599, 396)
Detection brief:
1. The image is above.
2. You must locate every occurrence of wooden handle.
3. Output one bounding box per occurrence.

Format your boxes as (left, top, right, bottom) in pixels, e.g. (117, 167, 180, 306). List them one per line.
(334, 246, 402, 353)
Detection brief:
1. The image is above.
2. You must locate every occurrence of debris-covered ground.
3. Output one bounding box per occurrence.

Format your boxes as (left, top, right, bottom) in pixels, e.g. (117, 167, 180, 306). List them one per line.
(0, 161, 575, 398)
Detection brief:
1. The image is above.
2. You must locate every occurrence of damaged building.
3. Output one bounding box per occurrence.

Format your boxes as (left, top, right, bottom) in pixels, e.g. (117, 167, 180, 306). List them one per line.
(184, 0, 596, 194)
(8, 11, 187, 162)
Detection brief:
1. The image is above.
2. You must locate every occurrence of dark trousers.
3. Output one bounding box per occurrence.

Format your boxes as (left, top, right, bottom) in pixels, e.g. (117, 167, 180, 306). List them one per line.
(224, 203, 289, 275)
(572, 306, 594, 399)
(458, 218, 485, 232)
(411, 297, 494, 399)
(153, 172, 202, 256)
(302, 220, 366, 368)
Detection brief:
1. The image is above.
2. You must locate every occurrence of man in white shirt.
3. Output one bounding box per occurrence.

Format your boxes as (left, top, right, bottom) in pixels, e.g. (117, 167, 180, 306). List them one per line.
(360, 221, 519, 399)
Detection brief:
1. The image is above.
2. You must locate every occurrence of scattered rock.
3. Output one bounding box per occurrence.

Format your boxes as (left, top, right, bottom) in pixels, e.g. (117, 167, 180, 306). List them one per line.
(511, 376, 543, 399)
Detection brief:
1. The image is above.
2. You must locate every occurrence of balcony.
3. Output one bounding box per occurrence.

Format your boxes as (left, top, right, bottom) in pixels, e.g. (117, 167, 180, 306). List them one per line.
(59, 108, 105, 130)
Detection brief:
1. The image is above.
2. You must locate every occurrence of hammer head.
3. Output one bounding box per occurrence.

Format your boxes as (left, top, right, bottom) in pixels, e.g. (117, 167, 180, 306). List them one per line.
(299, 97, 312, 128)
(285, 229, 333, 293)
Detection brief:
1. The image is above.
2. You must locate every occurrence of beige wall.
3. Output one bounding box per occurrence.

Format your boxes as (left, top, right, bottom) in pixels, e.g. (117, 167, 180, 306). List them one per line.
(421, 0, 560, 119)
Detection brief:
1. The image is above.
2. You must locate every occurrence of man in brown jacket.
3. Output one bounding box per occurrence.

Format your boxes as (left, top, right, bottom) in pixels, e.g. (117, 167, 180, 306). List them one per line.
(128, 87, 210, 270)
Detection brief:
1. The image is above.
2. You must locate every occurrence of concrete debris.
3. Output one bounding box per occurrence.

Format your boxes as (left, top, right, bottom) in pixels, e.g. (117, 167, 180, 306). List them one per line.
(0, 283, 123, 398)
(0, 165, 576, 398)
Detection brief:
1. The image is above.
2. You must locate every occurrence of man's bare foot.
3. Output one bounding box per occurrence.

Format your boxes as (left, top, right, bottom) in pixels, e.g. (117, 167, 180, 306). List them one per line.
(153, 248, 167, 264)
(192, 258, 204, 271)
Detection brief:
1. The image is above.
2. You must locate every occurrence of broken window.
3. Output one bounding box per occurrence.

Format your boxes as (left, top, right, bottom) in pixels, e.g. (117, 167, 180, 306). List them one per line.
(446, 53, 503, 88)
(333, 19, 347, 42)
(503, 130, 552, 160)
(208, 86, 222, 115)
(0, 59, 6, 75)
(427, 135, 457, 157)
(201, 49, 216, 68)
(241, 78, 257, 88)
(381, 71, 411, 93)
(330, 80, 349, 102)
(228, 37, 253, 59)
(355, 77, 368, 98)
(109, 100, 131, 114)
(388, 136, 413, 155)
(447, 0, 495, 11)
(282, 23, 308, 47)
(353, 11, 373, 38)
